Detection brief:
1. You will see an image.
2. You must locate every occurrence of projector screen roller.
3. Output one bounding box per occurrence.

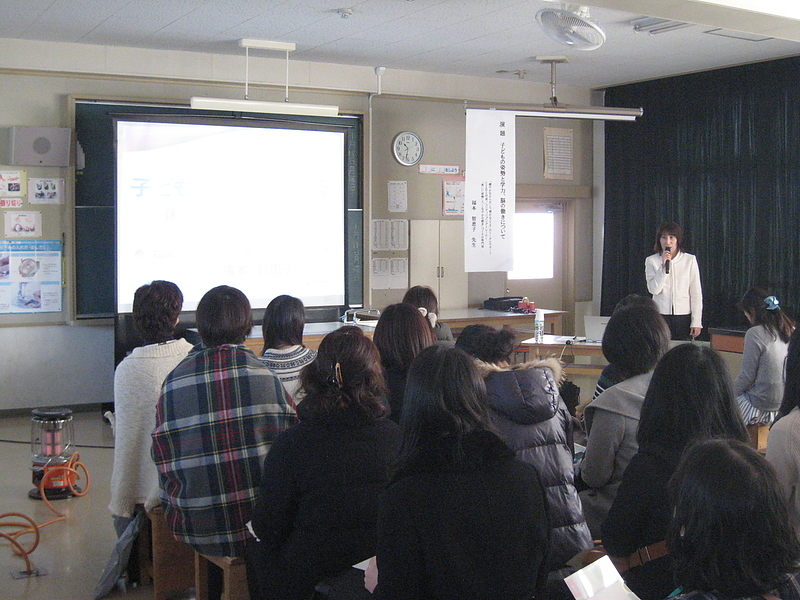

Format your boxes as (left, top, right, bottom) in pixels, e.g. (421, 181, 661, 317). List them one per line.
(115, 119, 346, 312)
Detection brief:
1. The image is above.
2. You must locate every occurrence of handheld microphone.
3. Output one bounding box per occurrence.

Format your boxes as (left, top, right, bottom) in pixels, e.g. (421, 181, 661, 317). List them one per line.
(665, 246, 671, 274)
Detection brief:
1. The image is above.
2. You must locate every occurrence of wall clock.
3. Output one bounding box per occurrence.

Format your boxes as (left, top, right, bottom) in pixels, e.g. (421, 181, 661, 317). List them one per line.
(392, 131, 424, 166)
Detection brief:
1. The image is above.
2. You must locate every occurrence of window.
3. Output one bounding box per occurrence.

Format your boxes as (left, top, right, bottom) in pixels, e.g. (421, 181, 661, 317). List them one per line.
(508, 212, 555, 279)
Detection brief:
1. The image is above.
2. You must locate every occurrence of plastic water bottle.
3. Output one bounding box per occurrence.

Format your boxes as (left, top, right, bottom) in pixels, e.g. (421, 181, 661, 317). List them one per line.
(534, 309, 545, 343)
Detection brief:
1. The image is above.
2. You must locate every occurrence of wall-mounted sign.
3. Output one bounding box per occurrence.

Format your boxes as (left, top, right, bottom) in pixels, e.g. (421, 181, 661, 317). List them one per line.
(419, 164, 460, 175)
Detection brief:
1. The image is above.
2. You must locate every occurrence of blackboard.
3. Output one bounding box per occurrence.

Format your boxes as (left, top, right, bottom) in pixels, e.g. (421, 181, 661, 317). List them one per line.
(74, 100, 363, 318)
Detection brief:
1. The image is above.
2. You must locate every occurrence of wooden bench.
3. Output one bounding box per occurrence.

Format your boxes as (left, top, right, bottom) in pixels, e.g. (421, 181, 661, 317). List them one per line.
(195, 552, 250, 600)
(747, 423, 770, 451)
(148, 507, 196, 600)
(563, 364, 605, 378)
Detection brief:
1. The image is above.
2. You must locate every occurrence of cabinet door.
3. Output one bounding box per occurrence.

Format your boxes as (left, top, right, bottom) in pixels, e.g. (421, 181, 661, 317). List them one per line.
(409, 220, 440, 292)
(438, 220, 468, 310)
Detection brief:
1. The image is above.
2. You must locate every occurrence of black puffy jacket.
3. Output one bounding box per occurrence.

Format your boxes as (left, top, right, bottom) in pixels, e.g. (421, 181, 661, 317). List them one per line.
(476, 358, 593, 570)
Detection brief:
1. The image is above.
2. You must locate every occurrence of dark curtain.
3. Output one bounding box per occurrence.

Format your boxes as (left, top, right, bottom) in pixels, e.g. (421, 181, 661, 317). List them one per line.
(602, 56, 800, 334)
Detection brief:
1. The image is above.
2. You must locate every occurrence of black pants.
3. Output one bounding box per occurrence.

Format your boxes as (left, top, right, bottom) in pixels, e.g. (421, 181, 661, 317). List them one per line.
(662, 313, 692, 341)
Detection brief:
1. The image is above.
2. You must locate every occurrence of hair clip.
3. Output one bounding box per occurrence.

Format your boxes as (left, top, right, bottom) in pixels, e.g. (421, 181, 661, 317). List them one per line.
(326, 362, 338, 386)
(765, 296, 780, 311)
(334, 362, 344, 388)
(417, 305, 437, 328)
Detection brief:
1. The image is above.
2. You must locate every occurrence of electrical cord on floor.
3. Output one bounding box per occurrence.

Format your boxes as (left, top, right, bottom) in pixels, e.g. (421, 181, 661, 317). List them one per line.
(0, 452, 90, 575)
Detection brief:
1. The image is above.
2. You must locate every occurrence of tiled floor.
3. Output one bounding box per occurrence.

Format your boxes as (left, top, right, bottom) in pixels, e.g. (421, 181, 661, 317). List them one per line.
(0, 408, 154, 600)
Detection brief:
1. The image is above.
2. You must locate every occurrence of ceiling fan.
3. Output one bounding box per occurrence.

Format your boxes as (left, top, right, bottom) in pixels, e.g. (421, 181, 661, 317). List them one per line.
(535, 4, 606, 51)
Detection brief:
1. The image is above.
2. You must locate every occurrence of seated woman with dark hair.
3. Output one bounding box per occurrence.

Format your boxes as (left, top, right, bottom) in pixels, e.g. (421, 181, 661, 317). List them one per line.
(455, 324, 591, 592)
(373, 303, 436, 422)
(402, 285, 453, 342)
(101, 281, 192, 596)
(153, 285, 297, 560)
(592, 294, 659, 400)
(578, 304, 671, 538)
(366, 345, 549, 600)
(735, 287, 795, 425)
(248, 326, 400, 600)
(766, 327, 800, 540)
(601, 344, 749, 600)
(668, 438, 800, 600)
(111, 280, 192, 522)
(259, 294, 317, 401)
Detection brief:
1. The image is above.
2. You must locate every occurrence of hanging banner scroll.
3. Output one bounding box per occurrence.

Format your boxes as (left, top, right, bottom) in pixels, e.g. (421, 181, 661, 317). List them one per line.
(464, 109, 516, 272)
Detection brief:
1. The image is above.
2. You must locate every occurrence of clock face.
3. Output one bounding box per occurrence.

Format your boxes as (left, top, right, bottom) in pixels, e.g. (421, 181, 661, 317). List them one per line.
(393, 131, 423, 166)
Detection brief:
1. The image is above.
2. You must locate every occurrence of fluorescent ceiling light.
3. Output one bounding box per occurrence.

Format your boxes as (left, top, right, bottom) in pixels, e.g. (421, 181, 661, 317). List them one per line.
(190, 39, 339, 118)
(518, 106, 642, 121)
(190, 97, 339, 117)
(468, 104, 642, 122)
(689, 0, 800, 20)
(508, 57, 642, 121)
(239, 39, 296, 52)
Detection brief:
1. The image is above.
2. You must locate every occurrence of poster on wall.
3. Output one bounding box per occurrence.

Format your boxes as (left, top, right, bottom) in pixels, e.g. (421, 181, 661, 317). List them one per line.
(442, 176, 465, 216)
(28, 178, 65, 204)
(4, 211, 42, 237)
(0, 240, 62, 314)
(0, 171, 25, 197)
(543, 127, 573, 180)
(464, 109, 516, 272)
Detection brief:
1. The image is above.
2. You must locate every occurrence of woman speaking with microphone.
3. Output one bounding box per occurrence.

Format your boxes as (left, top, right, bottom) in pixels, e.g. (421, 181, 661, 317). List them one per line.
(645, 222, 703, 340)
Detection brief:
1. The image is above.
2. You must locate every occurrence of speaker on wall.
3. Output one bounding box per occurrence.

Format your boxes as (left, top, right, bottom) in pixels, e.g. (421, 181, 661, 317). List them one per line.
(9, 126, 71, 167)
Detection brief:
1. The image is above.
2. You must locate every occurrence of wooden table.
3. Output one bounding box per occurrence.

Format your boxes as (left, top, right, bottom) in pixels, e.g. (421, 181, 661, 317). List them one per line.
(245, 322, 376, 354)
(438, 308, 568, 336)
(244, 308, 568, 356)
(518, 335, 606, 377)
(709, 327, 746, 354)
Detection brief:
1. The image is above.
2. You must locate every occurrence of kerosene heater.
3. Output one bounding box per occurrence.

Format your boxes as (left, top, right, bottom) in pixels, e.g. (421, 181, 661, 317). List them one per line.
(29, 407, 79, 500)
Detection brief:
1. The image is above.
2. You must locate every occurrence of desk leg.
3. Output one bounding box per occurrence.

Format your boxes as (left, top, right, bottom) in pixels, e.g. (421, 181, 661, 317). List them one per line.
(544, 314, 563, 335)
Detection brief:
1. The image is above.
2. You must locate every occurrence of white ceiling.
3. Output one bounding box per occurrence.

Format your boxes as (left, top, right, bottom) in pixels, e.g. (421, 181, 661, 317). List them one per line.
(1, 0, 800, 89)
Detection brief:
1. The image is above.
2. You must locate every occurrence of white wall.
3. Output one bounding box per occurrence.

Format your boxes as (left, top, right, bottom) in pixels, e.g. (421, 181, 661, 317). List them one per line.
(0, 38, 596, 409)
(0, 325, 114, 409)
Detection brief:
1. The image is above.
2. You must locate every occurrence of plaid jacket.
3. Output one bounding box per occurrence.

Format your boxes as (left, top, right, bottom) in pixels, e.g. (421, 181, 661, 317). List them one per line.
(672, 570, 800, 600)
(152, 344, 298, 557)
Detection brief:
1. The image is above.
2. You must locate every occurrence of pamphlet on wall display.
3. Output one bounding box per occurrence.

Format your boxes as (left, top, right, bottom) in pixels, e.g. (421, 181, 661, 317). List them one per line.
(28, 178, 65, 204)
(387, 180, 408, 212)
(370, 258, 408, 290)
(371, 219, 409, 251)
(465, 109, 516, 272)
(442, 176, 465, 216)
(544, 127, 574, 180)
(0, 240, 63, 314)
(4, 211, 42, 238)
(0, 171, 25, 197)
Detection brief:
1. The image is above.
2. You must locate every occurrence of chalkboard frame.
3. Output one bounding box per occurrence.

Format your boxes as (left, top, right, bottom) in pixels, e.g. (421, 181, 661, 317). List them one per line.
(74, 99, 363, 318)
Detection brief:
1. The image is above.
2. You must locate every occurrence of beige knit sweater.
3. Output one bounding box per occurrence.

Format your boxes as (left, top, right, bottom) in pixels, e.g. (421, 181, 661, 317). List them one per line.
(108, 338, 192, 518)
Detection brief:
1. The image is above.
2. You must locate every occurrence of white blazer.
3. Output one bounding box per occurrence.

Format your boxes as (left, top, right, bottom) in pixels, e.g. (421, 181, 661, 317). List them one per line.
(645, 250, 703, 329)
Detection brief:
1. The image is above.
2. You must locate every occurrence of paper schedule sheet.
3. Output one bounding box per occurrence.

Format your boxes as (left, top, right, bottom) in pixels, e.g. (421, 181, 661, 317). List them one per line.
(371, 219, 408, 251)
(370, 258, 408, 290)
